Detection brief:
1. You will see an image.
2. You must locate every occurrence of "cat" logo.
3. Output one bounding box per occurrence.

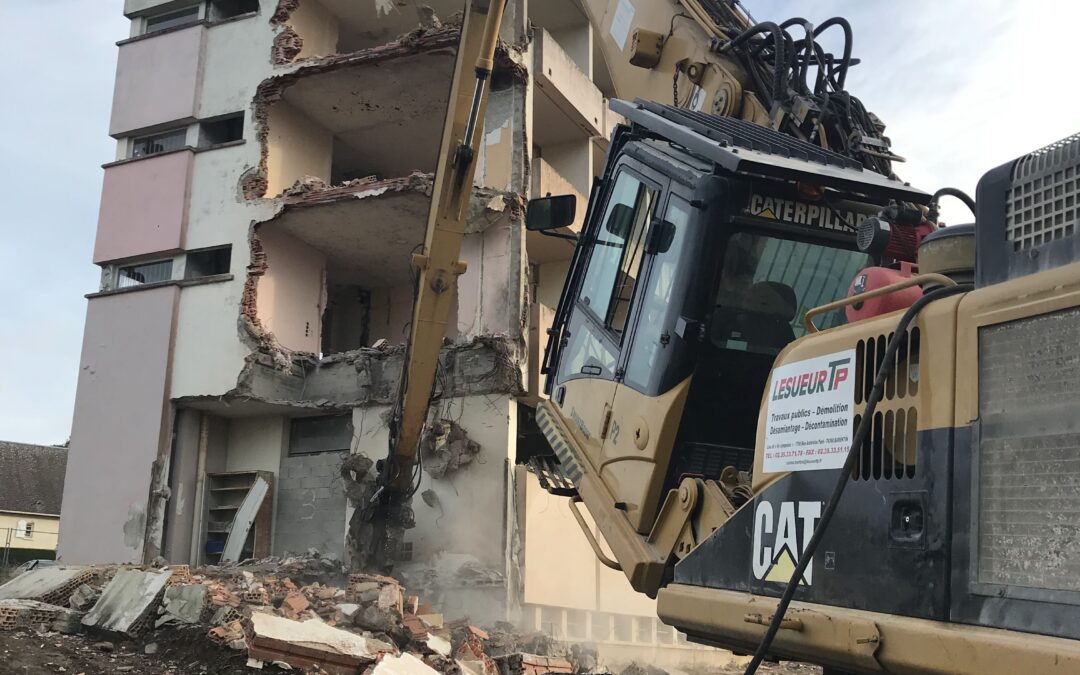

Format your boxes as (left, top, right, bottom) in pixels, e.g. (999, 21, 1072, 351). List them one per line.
(752, 500, 822, 585)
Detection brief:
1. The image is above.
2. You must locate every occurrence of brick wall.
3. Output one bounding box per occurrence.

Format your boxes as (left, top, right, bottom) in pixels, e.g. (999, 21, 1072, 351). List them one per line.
(274, 450, 347, 560)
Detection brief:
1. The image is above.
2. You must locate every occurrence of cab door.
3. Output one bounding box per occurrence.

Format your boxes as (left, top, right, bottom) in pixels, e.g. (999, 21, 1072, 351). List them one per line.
(603, 189, 705, 534)
(552, 162, 666, 468)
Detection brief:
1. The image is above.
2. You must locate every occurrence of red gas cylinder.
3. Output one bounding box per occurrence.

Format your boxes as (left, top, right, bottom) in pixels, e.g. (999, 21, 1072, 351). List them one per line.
(845, 263, 921, 323)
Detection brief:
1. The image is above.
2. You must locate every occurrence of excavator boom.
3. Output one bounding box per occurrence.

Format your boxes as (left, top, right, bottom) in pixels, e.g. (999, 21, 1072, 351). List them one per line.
(361, 0, 506, 571)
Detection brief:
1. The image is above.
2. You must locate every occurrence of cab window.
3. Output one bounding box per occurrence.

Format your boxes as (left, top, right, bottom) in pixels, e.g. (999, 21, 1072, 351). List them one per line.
(577, 171, 657, 335)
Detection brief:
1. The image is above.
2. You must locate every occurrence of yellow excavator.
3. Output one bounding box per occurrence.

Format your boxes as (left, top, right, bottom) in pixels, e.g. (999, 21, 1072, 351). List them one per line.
(365, 2, 1080, 673)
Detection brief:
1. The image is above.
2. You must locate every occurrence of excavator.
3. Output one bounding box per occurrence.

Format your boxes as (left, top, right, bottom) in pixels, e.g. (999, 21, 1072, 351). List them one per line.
(361, 1, 1080, 673)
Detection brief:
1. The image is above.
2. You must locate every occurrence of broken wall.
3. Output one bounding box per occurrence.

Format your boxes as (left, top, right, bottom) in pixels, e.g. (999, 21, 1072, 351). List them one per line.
(283, 0, 340, 60)
(265, 100, 334, 197)
(257, 227, 327, 353)
(348, 395, 520, 625)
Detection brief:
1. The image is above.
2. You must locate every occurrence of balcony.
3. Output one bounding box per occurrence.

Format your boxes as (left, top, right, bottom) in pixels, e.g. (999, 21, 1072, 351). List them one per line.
(110, 23, 205, 136)
(533, 28, 604, 147)
(262, 36, 457, 197)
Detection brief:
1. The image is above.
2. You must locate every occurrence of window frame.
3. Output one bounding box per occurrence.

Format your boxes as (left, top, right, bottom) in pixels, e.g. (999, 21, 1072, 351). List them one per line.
(619, 188, 702, 395)
(117, 258, 175, 288)
(130, 127, 189, 159)
(143, 4, 203, 35)
(573, 162, 665, 346)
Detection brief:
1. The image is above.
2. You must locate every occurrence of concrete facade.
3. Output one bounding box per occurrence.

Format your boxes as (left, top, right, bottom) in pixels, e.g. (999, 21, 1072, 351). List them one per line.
(63, 0, 726, 667)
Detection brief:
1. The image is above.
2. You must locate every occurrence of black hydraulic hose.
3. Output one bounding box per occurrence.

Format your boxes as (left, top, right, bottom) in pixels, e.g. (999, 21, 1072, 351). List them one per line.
(812, 17, 853, 90)
(718, 22, 788, 102)
(742, 283, 972, 675)
(930, 187, 977, 220)
(779, 18, 815, 95)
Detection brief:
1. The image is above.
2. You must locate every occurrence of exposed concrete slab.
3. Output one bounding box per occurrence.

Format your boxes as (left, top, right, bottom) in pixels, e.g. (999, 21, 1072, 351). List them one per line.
(156, 584, 207, 626)
(0, 567, 96, 606)
(82, 569, 172, 637)
(248, 611, 395, 674)
(267, 174, 523, 289)
(187, 336, 523, 412)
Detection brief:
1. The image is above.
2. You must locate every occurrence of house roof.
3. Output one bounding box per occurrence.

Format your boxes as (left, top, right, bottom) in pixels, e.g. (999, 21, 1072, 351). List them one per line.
(0, 441, 68, 515)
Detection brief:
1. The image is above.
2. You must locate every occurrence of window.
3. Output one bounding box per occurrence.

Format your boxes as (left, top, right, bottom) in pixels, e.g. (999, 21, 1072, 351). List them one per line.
(589, 612, 611, 641)
(209, 0, 259, 20)
(655, 620, 675, 645)
(578, 171, 657, 334)
(145, 5, 201, 34)
(118, 260, 173, 288)
(199, 114, 244, 147)
(624, 195, 693, 392)
(634, 616, 654, 643)
(289, 415, 352, 455)
(539, 606, 564, 639)
(612, 614, 632, 642)
(15, 520, 33, 539)
(711, 233, 870, 354)
(565, 609, 586, 639)
(132, 128, 187, 158)
(185, 246, 231, 279)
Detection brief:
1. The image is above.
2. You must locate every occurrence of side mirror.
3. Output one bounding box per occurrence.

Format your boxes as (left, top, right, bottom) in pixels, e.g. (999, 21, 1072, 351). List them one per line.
(645, 219, 676, 254)
(526, 195, 577, 232)
(605, 203, 635, 239)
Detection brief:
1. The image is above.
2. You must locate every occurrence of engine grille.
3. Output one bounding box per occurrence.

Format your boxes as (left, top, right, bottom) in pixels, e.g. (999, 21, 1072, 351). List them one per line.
(851, 329, 921, 481)
(977, 307, 1080, 591)
(1005, 133, 1079, 251)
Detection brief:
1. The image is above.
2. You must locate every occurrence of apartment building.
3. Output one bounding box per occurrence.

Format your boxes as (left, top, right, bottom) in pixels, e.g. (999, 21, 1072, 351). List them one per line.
(60, 0, 727, 668)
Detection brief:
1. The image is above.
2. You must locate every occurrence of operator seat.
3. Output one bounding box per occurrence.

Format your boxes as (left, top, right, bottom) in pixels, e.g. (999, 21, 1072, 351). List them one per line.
(712, 281, 798, 353)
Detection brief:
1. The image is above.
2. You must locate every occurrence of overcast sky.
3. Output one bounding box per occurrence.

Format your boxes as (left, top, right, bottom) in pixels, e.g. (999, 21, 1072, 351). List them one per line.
(0, 1, 1077, 446)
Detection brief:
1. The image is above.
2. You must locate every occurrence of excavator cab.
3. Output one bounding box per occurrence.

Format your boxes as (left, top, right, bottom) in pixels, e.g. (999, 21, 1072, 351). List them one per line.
(527, 100, 928, 585)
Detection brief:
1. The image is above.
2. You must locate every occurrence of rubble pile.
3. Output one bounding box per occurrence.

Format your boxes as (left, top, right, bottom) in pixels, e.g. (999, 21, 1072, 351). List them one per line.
(0, 555, 576, 675)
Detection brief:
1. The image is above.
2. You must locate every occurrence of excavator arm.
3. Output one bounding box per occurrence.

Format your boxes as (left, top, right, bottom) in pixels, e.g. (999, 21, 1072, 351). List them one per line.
(360, 0, 507, 571)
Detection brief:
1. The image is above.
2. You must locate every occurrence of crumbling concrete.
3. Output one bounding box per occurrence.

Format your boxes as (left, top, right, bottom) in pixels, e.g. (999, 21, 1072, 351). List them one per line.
(420, 420, 482, 479)
(248, 610, 395, 674)
(179, 335, 522, 413)
(82, 569, 172, 638)
(155, 583, 208, 626)
(0, 567, 97, 606)
(0, 599, 84, 634)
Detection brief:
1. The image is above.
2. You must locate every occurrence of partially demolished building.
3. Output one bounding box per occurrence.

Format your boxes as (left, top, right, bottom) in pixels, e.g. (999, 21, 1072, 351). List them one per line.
(62, 0, 719, 667)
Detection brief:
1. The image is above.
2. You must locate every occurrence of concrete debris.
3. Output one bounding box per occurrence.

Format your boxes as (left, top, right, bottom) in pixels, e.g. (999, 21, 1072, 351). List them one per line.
(0, 554, 592, 675)
(374, 652, 441, 675)
(67, 583, 101, 611)
(0, 599, 84, 634)
(82, 569, 172, 637)
(420, 420, 482, 478)
(497, 653, 576, 675)
(155, 583, 207, 626)
(0, 567, 97, 606)
(249, 610, 395, 674)
(619, 664, 670, 675)
(427, 633, 452, 657)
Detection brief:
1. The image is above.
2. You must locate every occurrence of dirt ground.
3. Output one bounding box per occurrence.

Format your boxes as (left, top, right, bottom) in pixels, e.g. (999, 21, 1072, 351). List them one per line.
(0, 625, 249, 675)
(0, 624, 821, 675)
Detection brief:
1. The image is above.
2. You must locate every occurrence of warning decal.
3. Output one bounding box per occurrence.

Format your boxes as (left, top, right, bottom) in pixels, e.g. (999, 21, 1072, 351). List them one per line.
(763, 349, 855, 473)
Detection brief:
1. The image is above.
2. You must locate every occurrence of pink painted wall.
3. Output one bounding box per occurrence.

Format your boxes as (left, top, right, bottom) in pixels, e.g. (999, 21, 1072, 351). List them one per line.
(94, 150, 194, 264)
(258, 227, 327, 353)
(59, 286, 179, 565)
(110, 25, 205, 136)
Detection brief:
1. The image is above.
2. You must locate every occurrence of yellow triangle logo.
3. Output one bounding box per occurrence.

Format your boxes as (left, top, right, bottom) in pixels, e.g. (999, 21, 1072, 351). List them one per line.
(763, 547, 806, 585)
(757, 208, 776, 219)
